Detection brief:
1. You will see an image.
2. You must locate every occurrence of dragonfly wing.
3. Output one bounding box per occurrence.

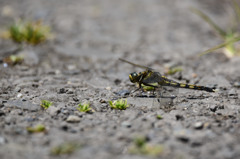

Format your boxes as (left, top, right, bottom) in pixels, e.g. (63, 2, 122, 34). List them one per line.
(119, 58, 154, 71)
(142, 72, 165, 85)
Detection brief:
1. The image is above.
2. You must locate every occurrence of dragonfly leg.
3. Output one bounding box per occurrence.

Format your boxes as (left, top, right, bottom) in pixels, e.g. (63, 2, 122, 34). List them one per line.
(132, 87, 141, 93)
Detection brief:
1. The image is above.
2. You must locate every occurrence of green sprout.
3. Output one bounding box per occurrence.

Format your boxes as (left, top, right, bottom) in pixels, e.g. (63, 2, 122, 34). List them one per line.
(41, 100, 52, 109)
(26, 124, 46, 133)
(1, 20, 52, 45)
(128, 136, 164, 157)
(108, 99, 129, 110)
(191, 1, 240, 57)
(77, 103, 93, 113)
(50, 142, 81, 156)
(3, 55, 24, 65)
(156, 114, 163, 120)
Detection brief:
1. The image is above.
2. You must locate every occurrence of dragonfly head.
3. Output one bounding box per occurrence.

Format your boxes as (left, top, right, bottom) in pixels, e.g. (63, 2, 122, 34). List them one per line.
(129, 72, 139, 83)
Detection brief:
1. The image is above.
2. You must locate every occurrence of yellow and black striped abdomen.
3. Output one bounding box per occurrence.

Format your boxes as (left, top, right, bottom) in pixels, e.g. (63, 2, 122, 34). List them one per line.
(161, 80, 215, 92)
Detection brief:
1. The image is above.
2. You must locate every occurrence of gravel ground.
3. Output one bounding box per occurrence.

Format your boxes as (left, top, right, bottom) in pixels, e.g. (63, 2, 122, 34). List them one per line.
(0, 0, 240, 159)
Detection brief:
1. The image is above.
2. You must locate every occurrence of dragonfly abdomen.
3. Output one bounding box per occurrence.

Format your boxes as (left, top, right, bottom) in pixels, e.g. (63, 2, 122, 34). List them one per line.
(163, 80, 215, 92)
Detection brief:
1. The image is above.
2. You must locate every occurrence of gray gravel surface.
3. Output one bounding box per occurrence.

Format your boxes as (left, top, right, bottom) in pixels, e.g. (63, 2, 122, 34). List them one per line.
(0, 0, 240, 159)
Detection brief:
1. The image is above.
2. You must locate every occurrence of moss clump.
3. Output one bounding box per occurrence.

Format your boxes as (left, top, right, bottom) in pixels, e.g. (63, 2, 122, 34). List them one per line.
(26, 124, 46, 133)
(77, 103, 93, 113)
(41, 100, 52, 109)
(1, 20, 52, 45)
(128, 136, 164, 157)
(109, 99, 129, 110)
(50, 142, 81, 156)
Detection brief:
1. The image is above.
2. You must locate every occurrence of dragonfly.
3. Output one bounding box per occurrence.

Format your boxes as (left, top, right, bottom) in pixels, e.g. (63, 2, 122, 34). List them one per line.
(119, 58, 215, 95)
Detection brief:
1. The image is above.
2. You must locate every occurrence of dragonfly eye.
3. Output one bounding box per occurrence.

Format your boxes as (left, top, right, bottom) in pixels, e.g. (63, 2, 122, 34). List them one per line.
(129, 72, 138, 83)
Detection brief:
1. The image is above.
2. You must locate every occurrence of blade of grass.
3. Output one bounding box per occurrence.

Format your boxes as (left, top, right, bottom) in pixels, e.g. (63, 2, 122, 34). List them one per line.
(232, 0, 240, 23)
(198, 36, 240, 56)
(190, 7, 227, 39)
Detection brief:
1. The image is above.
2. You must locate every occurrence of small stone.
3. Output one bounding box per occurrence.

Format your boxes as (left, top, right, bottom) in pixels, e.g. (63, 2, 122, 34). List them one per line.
(0, 136, 7, 145)
(3, 63, 8, 67)
(67, 65, 76, 70)
(17, 110, 23, 115)
(106, 86, 111, 91)
(5, 116, 16, 125)
(66, 88, 74, 94)
(194, 122, 203, 130)
(121, 121, 131, 128)
(66, 115, 81, 123)
(99, 99, 106, 103)
(174, 131, 190, 143)
(17, 93, 23, 98)
(210, 105, 218, 112)
(233, 82, 240, 87)
(114, 90, 130, 96)
(228, 89, 237, 96)
(60, 123, 68, 131)
(61, 109, 69, 115)
(191, 139, 203, 147)
(46, 106, 60, 116)
(73, 97, 79, 102)
(176, 134, 189, 143)
(0, 110, 5, 116)
(59, 88, 66, 94)
(175, 114, 184, 121)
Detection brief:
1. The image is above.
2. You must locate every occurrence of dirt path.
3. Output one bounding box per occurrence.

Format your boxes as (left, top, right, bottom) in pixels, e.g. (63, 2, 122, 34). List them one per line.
(0, 0, 240, 159)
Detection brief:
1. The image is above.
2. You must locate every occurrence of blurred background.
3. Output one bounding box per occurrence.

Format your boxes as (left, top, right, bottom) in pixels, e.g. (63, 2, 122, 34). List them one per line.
(0, 0, 233, 61)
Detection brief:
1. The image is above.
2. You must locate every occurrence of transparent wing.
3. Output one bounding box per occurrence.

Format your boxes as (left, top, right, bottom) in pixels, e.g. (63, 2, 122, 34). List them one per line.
(119, 58, 154, 71)
(142, 72, 165, 84)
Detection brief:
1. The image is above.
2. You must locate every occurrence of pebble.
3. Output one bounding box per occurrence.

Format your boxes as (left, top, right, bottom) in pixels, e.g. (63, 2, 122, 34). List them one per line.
(0, 110, 5, 116)
(174, 129, 190, 143)
(106, 86, 111, 91)
(0, 136, 7, 145)
(210, 105, 218, 112)
(175, 114, 184, 121)
(66, 88, 74, 94)
(121, 121, 131, 128)
(46, 106, 60, 116)
(114, 90, 130, 97)
(5, 116, 16, 125)
(233, 81, 240, 87)
(228, 89, 237, 96)
(59, 88, 67, 94)
(194, 122, 203, 130)
(66, 115, 81, 123)
(17, 93, 23, 98)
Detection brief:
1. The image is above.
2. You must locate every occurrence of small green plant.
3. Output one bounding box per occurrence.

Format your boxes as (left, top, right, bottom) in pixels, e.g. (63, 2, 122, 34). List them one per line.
(50, 142, 81, 156)
(3, 55, 24, 65)
(1, 20, 51, 45)
(26, 124, 46, 133)
(109, 99, 129, 110)
(191, 1, 240, 57)
(128, 136, 164, 157)
(156, 114, 163, 120)
(77, 103, 92, 113)
(41, 100, 52, 109)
